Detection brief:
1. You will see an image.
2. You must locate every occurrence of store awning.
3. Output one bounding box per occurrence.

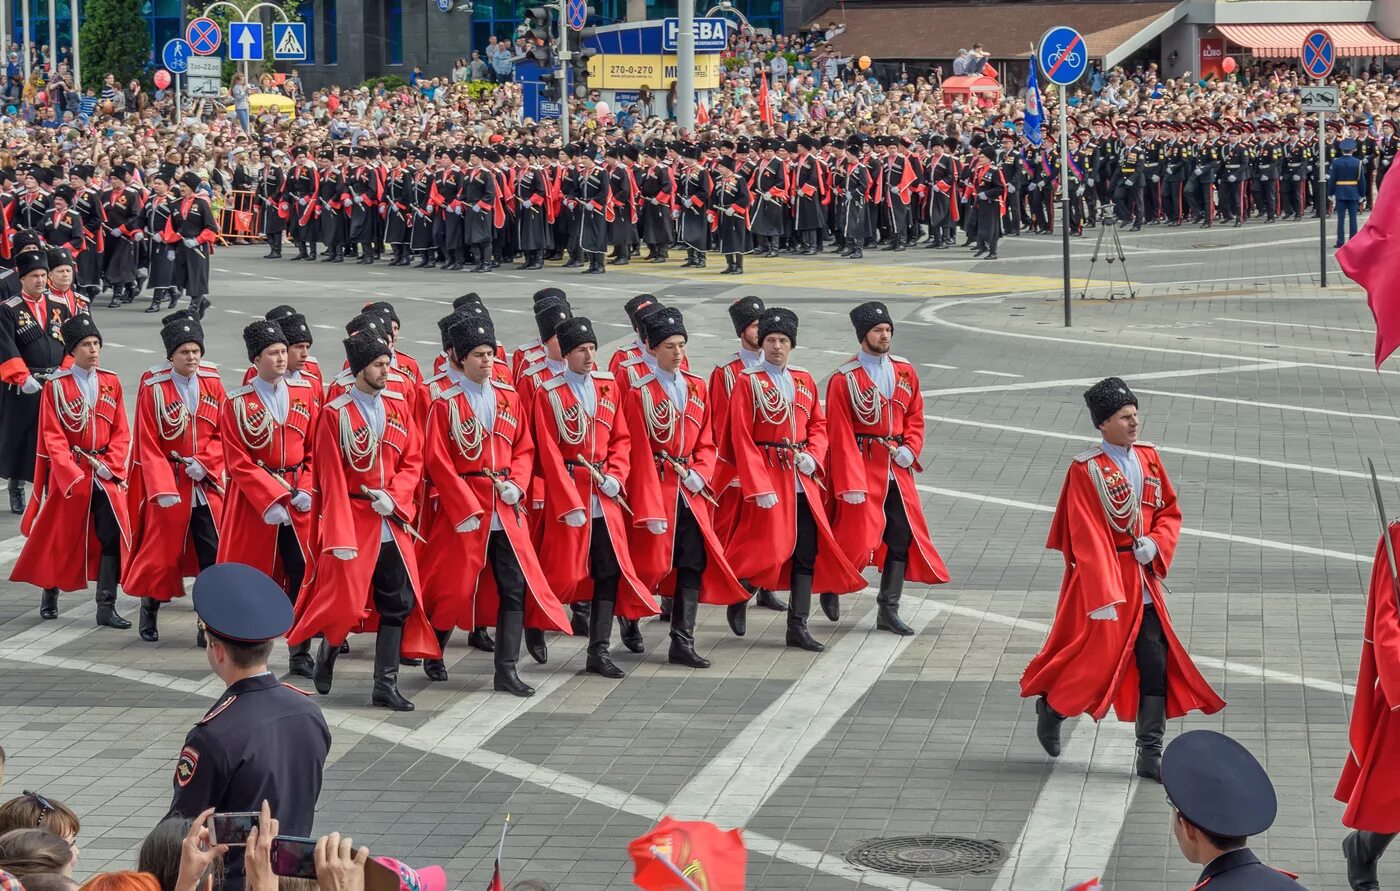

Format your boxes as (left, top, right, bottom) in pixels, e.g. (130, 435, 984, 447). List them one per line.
(1215, 23, 1400, 59)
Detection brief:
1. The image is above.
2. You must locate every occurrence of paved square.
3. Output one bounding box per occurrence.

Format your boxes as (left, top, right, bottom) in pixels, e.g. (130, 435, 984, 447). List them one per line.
(0, 220, 1377, 889)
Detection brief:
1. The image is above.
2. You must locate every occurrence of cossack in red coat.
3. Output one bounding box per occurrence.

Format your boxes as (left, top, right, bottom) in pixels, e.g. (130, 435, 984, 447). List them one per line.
(1336, 521, 1400, 832)
(215, 378, 319, 589)
(723, 365, 866, 594)
(123, 368, 227, 602)
(531, 371, 658, 619)
(241, 359, 325, 406)
(287, 388, 439, 657)
(706, 353, 751, 542)
(418, 379, 570, 633)
(11, 368, 132, 590)
(1020, 444, 1225, 722)
(826, 355, 950, 584)
(624, 371, 747, 604)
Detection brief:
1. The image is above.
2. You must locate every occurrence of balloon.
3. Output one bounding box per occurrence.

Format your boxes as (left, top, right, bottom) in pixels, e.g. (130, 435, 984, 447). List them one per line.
(858, 55, 871, 70)
(1221, 56, 1236, 74)
(154, 69, 171, 90)
(35, 91, 46, 104)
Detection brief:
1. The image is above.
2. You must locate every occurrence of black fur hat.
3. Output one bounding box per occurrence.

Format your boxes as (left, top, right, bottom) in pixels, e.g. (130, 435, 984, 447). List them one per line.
(361, 300, 399, 326)
(60, 313, 100, 355)
(453, 292, 483, 310)
(556, 316, 598, 355)
(344, 333, 392, 375)
(757, 307, 799, 348)
(277, 313, 313, 346)
(243, 320, 289, 362)
(728, 296, 765, 336)
(532, 287, 568, 309)
(1083, 377, 1138, 427)
(535, 298, 573, 342)
(160, 318, 205, 358)
(265, 304, 299, 321)
(449, 317, 497, 359)
(624, 293, 659, 328)
(345, 312, 390, 342)
(849, 301, 892, 341)
(644, 307, 687, 350)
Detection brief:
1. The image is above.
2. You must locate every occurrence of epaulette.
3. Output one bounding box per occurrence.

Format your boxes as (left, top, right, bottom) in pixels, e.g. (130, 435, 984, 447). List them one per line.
(424, 370, 449, 385)
(332, 369, 353, 385)
(147, 372, 172, 385)
(633, 373, 656, 388)
(3, 296, 20, 307)
(679, 367, 704, 382)
(493, 378, 516, 392)
(1073, 445, 1104, 463)
(837, 359, 860, 374)
(436, 383, 462, 401)
(591, 370, 615, 380)
(199, 360, 219, 370)
(740, 366, 763, 376)
(196, 367, 220, 379)
(521, 361, 550, 378)
(386, 371, 406, 383)
(286, 377, 312, 388)
(327, 392, 353, 410)
(47, 367, 72, 380)
(516, 338, 542, 352)
(146, 362, 170, 374)
(620, 355, 647, 367)
(197, 694, 238, 724)
(722, 351, 741, 366)
(788, 364, 808, 375)
(889, 354, 910, 364)
(542, 376, 568, 392)
(226, 384, 254, 398)
(1135, 440, 1156, 449)
(382, 389, 406, 401)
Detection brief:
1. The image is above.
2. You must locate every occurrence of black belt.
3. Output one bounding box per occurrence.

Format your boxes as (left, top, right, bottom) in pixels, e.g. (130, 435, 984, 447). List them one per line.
(565, 459, 604, 471)
(462, 469, 511, 479)
(73, 446, 108, 456)
(755, 440, 807, 451)
(855, 433, 903, 444)
(1116, 544, 1135, 553)
(265, 459, 308, 474)
(654, 453, 692, 466)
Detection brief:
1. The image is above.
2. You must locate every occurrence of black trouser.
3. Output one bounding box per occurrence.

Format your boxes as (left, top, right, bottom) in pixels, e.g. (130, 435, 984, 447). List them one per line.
(371, 541, 414, 628)
(881, 485, 912, 564)
(91, 486, 120, 557)
(1135, 602, 1168, 697)
(791, 492, 818, 578)
(189, 503, 220, 569)
(277, 522, 307, 603)
(589, 517, 621, 603)
(488, 530, 526, 611)
(673, 501, 707, 590)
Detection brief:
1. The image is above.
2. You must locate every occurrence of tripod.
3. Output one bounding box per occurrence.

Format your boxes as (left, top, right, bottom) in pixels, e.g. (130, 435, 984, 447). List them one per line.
(1078, 207, 1137, 301)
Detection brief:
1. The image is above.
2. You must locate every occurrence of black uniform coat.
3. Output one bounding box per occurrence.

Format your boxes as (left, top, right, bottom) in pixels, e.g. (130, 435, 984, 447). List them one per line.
(572, 167, 612, 255)
(1189, 848, 1306, 890)
(750, 157, 788, 237)
(0, 291, 71, 480)
(675, 165, 712, 248)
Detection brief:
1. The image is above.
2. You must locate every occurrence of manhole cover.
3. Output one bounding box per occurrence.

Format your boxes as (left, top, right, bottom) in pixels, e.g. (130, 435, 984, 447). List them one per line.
(844, 835, 1006, 877)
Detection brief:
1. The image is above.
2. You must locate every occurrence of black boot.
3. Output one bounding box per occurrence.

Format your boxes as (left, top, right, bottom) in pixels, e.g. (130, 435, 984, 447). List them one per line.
(1035, 695, 1065, 757)
(494, 609, 535, 697)
(466, 626, 495, 652)
(726, 599, 747, 636)
(785, 573, 824, 652)
(525, 627, 548, 664)
(875, 560, 915, 635)
(313, 637, 340, 694)
(145, 292, 164, 313)
(288, 641, 315, 678)
(668, 585, 710, 668)
(371, 625, 415, 711)
(756, 587, 787, 611)
(1344, 830, 1394, 891)
(586, 597, 625, 678)
(658, 596, 672, 622)
(424, 628, 453, 681)
(94, 555, 130, 629)
(9, 482, 28, 514)
(415, 252, 434, 269)
(819, 592, 841, 622)
(39, 587, 58, 620)
(1134, 694, 1167, 782)
(617, 616, 645, 653)
(138, 597, 160, 642)
(569, 602, 591, 637)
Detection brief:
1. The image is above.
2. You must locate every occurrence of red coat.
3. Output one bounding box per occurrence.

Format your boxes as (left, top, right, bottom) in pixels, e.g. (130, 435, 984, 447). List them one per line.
(123, 368, 227, 602)
(1336, 521, 1400, 831)
(531, 371, 658, 620)
(214, 377, 319, 589)
(513, 361, 564, 528)
(825, 356, 950, 584)
(328, 366, 425, 431)
(241, 359, 325, 406)
(511, 341, 547, 381)
(1020, 445, 1225, 721)
(707, 353, 751, 542)
(430, 345, 509, 380)
(608, 342, 644, 379)
(722, 365, 865, 594)
(11, 368, 132, 590)
(418, 379, 570, 633)
(287, 388, 439, 656)
(624, 372, 747, 605)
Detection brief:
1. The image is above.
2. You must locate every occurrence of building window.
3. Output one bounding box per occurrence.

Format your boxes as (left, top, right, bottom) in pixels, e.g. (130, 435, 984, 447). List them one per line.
(322, 0, 337, 64)
(297, 0, 315, 62)
(385, 0, 401, 65)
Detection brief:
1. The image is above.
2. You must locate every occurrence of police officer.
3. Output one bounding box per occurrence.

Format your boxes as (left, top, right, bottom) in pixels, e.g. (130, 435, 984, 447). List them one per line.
(1330, 138, 1366, 248)
(168, 563, 331, 891)
(1162, 730, 1306, 889)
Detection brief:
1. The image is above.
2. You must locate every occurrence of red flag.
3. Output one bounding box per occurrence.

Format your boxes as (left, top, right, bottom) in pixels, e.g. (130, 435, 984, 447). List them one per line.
(1064, 880, 1103, 891)
(758, 71, 772, 126)
(485, 861, 503, 891)
(696, 102, 710, 127)
(982, 62, 998, 78)
(629, 818, 746, 891)
(1340, 161, 1400, 367)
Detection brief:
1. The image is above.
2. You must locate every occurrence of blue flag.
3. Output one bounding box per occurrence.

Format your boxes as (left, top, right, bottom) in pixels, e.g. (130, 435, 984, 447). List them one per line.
(1024, 57, 1045, 147)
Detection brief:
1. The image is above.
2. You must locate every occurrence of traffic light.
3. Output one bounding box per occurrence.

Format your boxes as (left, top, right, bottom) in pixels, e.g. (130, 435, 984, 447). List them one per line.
(569, 24, 596, 97)
(522, 6, 555, 63)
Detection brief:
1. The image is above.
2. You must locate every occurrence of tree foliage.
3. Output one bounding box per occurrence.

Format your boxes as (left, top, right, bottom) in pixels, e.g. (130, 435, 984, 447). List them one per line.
(79, 0, 150, 85)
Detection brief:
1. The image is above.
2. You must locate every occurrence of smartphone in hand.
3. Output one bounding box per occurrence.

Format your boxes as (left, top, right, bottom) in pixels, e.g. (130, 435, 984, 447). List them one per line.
(270, 836, 319, 879)
(208, 812, 260, 847)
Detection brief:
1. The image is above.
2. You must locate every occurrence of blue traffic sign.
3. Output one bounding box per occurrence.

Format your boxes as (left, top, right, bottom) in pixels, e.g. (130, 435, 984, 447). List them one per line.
(186, 17, 221, 55)
(662, 17, 729, 53)
(566, 0, 586, 32)
(1037, 25, 1087, 87)
(272, 22, 306, 60)
(229, 21, 263, 60)
(435, 0, 452, 11)
(162, 37, 191, 73)
(1302, 28, 1335, 80)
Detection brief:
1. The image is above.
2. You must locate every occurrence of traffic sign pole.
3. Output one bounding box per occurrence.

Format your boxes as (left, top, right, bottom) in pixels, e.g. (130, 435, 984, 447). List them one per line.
(1061, 84, 1070, 327)
(558, 0, 569, 144)
(1038, 26, 1087, 327)
(1302, 28, 1334, 288)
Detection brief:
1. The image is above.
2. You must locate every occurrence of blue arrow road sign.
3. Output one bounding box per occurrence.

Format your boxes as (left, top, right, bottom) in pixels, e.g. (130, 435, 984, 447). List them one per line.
(272, 22, 306, 60)
(162, 38, 191, 73)
(1037, 25, 1088, 86)
(186, 17, 221, 55)
(229, 21, 263, 60)
(1302, 29, 1335, 79)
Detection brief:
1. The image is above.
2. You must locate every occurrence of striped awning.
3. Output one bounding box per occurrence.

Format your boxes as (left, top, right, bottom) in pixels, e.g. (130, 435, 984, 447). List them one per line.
(1216, 23, 1400, 59)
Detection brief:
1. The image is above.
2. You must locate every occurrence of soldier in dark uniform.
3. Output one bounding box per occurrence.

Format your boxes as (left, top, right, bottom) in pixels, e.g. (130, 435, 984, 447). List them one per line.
(557, 145, 584, 268)
(0, 251, 71, 514)
(346, 148, 381, 265)
(382, 148, 413, 267)
(166, 173, 219, 320)
(462, 148, 499, 275)
(995, 131, 1023, 237)
(838, 138, 870, 259)
(1162, 124, 1188, 226)
(713, 157, 751, 275)
(1112, 127, 1145, 230)
(285, 147, 319, 261)
(1378, 119, 1397, 197)
(1329, 138, 1366, 248)
(68, 165, 105, 304)
(40, 186, 84, 257)
(1162, 730, 1306, 889)
(102, 164, 144, 307)
(924, 137, 958, 248)
(314, 149, 346, 263)
(258, 150, 287, 259)
(637, 143, 674, 263)
(13, 168, 51, 232)
(750, 139, 787, 258)
(675, 146, 712, 268)
(514, 146, 549, 271)
(1219, 125, 1251, 226)
(605, 145, 637, 266)
(792, 134, 826, 254)
(408, 150, 438, 267)
(1253, 123, 1283, 222)
(971, 145, 1003, 259)
(572, 149, 612, 275)
(167, 563, 331, 891)
(1282, 122, 1311, 221)
(143, 169, 180, 313)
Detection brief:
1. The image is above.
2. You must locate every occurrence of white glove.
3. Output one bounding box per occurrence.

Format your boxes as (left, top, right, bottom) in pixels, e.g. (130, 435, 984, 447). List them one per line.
(331, 547, 356, 561)
(499, 482, 523, 505)
(599, 475, 621, 498)
(290, 489, 312, 512)
(19, 375, 41, 395)
(1227, 174, 1237, 182)
(1075, 186, 1085, 197)
(133, 231, 145, 241)
(156, 494, 181, 508)
(977, 190, 987, 200)
(92, 462, 113, 480)
(682, 470, 705, 494)
(1026, 183, 1036, 193)
(456, 515, 481, 533)
(1193, 166, 1202, 176)
(1151, 174, 1160, 182)
(841, 491, 866, 505)
(755, 493, 778, 509)
(1133, 535, 1158, 566)
(367, 488, 396, 516)
(794, 452, 817, 476)
(353, 194, 364, 205)
(1292, 175, 1301, 182)
(452, 205, 463, 215)
(1006, 185, 1016, 194)
(1260, 174, 1269, 181)
(182, 458, 207, 481)
(893, 446, 915, 469)
(1089, 604, 1118, 621)
(563, 508, 587, 527)
(646, 519, 668, 534)
(263, 503, 292, 526)
(182, 237, 199, 249)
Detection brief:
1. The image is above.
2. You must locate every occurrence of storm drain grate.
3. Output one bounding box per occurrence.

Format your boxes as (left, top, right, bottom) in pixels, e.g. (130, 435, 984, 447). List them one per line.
(843, 835, 1006, 877)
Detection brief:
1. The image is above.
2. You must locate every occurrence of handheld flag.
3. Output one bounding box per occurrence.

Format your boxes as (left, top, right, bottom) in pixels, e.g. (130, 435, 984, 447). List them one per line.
(486, 814, 509, 891)
(758, 71, 773, 126)
(629, 818, 746, 891)
(1024, 50, 1044, 147)
(1064, 880, 1104, 891)
(1339, 157, 1400, 366)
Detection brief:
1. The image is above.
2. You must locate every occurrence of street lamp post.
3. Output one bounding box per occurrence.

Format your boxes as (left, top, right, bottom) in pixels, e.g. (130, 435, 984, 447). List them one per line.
(201, 0, 289, 84)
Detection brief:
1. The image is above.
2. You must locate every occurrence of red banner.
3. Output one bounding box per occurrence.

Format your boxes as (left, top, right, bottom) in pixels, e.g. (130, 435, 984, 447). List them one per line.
(233, 210, 254, 233)
(1199, 37, 1226, 80)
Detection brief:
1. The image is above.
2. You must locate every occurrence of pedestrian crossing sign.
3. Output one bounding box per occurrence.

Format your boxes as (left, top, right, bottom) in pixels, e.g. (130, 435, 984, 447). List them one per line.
(272, 22, 307, 60)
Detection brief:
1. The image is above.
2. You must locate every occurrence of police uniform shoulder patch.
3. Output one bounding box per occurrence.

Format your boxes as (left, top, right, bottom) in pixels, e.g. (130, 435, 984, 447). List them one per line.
(541, 376, 568, 392)
(591, 370, 615, 380)
(327, 392, 354, 410)
(226, 384, 254, 399)
(147, 372, 172, 385)
(838, 359, 860, 374)
(198, 694, 238, 724)
(382, 388, 406, 401)
(175, 744, 199, 787)
(1074, 445, 1104, 463)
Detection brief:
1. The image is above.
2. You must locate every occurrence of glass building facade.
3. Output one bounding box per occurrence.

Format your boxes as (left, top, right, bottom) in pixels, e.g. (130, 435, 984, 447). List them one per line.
(469, 0, 781, 52)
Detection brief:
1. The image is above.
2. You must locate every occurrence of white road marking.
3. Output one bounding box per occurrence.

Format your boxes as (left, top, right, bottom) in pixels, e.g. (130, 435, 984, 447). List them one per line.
(1136, 330, 1371, 358)
(130, 348, 155, 355)
(313, 324, 338, 330)
(973, 369, 1023, 378)
(1214, 316, 1373, 335)
(222, 309, 247, 315)
(413, 340, 438, 347)
(921, 362, 1291, 397)
(1132, 387, 1400, 423)
(496, 307, 526, 314)
(922, 363, 958, 370)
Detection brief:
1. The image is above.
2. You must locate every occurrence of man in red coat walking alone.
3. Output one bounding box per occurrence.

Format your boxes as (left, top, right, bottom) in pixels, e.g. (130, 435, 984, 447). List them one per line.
(1022, 378, 1223, 781)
